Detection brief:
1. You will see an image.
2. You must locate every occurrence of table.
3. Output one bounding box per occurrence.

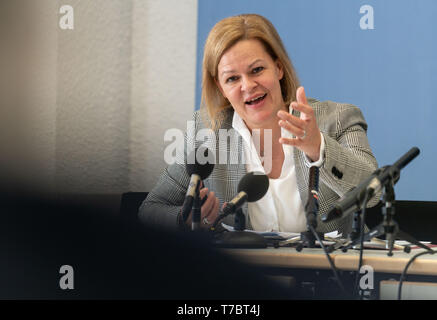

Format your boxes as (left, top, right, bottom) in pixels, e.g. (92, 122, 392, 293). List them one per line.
(223, 247, 437, 275)
(222, 246, 437, 299)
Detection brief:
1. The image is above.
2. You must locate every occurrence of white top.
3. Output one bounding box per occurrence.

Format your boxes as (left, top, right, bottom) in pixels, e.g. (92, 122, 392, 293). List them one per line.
(232, 108, 325, 233)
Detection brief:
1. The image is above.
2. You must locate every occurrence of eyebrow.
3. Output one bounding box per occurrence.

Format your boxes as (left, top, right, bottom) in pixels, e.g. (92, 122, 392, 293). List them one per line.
(220, 59, 264, 77)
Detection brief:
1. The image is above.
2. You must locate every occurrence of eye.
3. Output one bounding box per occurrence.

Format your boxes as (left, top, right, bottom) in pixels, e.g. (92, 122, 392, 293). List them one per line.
(226, 75, 239, 83)
(252, 66, 264, 74)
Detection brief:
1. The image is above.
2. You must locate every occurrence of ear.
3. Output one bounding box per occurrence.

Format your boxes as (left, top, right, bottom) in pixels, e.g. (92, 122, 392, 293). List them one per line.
(275, 59, 284, 81)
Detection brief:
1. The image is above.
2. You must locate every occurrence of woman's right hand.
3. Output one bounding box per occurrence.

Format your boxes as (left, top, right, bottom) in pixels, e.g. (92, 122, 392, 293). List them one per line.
(185, 187, 220, 230)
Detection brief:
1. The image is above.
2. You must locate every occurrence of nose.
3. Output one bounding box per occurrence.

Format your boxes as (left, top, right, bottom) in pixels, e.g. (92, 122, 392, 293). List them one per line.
(240, 75, 257, 92)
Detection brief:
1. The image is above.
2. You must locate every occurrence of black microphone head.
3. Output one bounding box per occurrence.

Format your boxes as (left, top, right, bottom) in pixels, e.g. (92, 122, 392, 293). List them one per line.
(237, 172, 269, 202)
(392, 146, 420, 171)
(186, 147, 214, 180)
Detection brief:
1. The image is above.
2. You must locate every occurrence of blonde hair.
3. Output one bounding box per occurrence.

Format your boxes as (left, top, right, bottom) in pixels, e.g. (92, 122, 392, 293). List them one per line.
(201, 14, 300, 129)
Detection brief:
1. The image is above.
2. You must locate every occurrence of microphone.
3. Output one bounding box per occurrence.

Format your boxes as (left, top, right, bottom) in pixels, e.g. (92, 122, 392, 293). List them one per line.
(211, 172, 269, 229)
(223, 171, 269, 215)
(322, 147, 420, 223)
(180, 147, 214, 226)
(211, 172, 270, 248)
(305, 166, 320, 229)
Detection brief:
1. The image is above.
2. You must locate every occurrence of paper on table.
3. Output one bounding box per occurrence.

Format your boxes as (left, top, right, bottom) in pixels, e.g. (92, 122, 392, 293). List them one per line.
(360, 238, 432, 250)
(221, 223, 341, 240)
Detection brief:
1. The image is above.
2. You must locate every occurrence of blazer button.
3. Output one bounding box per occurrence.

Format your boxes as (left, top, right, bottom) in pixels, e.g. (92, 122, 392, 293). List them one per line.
(332, 166, 343, 179)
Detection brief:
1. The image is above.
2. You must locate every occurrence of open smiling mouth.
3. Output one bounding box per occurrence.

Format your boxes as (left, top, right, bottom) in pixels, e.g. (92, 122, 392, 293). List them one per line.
(245, 93, 267, 105)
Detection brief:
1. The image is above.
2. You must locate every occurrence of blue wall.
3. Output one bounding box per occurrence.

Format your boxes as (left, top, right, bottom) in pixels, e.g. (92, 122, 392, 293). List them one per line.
(196, 0, 437, 201)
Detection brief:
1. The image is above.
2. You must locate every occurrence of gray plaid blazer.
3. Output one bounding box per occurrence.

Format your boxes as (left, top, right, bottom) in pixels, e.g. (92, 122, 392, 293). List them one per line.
(139, 98, 379, 235)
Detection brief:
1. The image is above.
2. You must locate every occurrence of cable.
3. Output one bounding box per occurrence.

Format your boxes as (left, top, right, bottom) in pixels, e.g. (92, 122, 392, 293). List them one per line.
(397, 249, 436, 300)
(309, 224, 347, 296)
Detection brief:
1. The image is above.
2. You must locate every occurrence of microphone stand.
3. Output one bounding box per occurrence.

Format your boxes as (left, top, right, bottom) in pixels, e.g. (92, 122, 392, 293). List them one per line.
(191, 181, 201, 231)
(330, 202, 367, 253)
(349, 210, 363, 244)
(296, 166, 324, 251)
(294, 166, 348, 295)
(383, 181, 432, 255)
(234, 208, 246, 231)
(340, 178, 433, 255)
(211, 208, 267, 248)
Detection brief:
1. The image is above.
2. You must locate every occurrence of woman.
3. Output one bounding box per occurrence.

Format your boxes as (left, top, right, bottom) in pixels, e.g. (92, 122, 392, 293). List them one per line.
(139, 14, 379, 235)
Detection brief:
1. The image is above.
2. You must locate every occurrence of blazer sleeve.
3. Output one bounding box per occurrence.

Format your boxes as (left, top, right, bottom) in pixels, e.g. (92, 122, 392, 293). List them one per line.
(138, 112, 199, 230)
(138, 162, 189, 230)
(318, 101, 380, 207)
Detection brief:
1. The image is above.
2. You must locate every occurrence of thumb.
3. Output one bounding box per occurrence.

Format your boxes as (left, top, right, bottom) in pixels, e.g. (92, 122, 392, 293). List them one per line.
(297, 86, 308, 105)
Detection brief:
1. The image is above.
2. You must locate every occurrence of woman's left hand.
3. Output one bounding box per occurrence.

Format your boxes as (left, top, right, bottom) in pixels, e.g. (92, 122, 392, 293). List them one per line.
(277, 86, 321, 162)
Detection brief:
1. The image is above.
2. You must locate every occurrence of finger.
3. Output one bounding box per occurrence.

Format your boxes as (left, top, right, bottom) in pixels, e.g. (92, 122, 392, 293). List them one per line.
(199, 188, 210, 206)
(199, 187, 208, 199)
(208, 198, 220, 226)
(277, 111, 306, 128)
(297, 86, 308, 105)
(279, 136, 302, 147)
(201, 191, 215, 216)
(209, 197, 220, 220)
(221, 202, 227, 210)
(291, 102, 312, 121)
(290, 102, 314, 120)
(202, 197, 219, 228)
(279, 119, 305, 138)
(200, 195, 208, 206)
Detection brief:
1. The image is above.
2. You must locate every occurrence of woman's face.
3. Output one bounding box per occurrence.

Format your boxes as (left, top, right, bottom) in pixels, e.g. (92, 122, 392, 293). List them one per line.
(216, 39, 286, 131)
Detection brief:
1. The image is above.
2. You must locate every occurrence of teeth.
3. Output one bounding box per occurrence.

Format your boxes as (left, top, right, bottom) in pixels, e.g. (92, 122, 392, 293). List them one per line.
(250, 96, 262, 102)
(247, 94, 265, 103)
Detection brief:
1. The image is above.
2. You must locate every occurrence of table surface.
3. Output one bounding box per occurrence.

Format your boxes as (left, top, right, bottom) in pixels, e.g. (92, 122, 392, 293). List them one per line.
(222, 246, 437, 276)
